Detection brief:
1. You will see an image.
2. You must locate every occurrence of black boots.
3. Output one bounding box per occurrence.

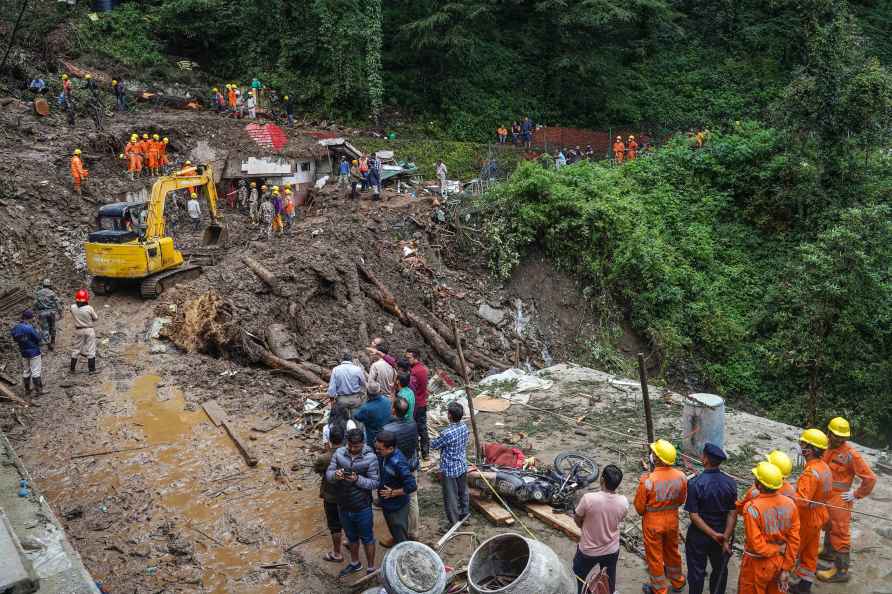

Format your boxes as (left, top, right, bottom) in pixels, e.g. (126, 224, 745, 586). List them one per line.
(23, 377, 31, 396)
(789, 579, 812, 593)
(88, 358, 96, 373)
(32, 377, 43, 396)
(70, 357, 77, 373)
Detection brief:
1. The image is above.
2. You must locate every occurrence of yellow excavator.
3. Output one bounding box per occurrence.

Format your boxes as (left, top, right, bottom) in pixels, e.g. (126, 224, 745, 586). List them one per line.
(84, 163, 228, 298)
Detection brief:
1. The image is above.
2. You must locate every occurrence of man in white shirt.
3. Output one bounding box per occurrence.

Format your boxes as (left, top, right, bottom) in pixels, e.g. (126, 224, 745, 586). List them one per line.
(187, 192, 201, 231)
(573, 464, 629, 593)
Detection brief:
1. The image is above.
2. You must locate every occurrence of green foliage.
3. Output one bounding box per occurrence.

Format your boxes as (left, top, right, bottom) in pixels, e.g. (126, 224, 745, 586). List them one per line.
(74, 4, 165, 69)
(353, 137, 522, 180)
(476, 125, 892, 443)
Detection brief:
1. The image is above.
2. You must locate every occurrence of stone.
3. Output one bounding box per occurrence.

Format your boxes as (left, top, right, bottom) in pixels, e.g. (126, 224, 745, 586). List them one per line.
(477, 303, 506, 326)
(0, 511, 39, 594)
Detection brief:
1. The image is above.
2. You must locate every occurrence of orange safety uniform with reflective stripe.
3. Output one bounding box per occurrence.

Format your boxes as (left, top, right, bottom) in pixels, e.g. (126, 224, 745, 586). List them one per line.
(739, 492, 801, 594)
(634, 466, 687, 594)
(794, 458, 832, 583)
(124, 142, 142, 173)
(627, 140, 639, 160)
(822, 442, 876, 553)
(737, 480, 794, 514)
(228, 88, 237, 108)
(159, 142, 169, 166)
(613, 141, 625, 163)
(70, 155, 88, 185)
(147, 140, 160, 170)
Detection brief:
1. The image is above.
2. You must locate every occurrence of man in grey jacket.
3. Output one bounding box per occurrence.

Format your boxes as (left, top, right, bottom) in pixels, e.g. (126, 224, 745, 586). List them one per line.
(326, 428, 380, 578)
(34, 279, 61, 350)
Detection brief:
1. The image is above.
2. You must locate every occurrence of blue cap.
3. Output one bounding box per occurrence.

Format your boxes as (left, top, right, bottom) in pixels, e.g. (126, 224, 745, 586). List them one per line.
(703, 442, 727, 461)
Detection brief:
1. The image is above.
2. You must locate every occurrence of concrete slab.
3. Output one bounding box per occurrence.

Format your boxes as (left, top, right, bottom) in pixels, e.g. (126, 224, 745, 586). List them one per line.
(0, 510, 38, 593)
(0, 432, 99, 594)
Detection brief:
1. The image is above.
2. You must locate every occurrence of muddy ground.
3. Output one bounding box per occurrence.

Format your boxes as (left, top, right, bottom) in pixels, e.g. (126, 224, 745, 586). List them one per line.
(0, 95, 889, 594)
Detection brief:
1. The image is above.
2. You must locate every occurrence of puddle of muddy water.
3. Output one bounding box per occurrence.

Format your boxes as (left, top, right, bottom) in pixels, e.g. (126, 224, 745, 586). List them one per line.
(43, 373, 333, 593)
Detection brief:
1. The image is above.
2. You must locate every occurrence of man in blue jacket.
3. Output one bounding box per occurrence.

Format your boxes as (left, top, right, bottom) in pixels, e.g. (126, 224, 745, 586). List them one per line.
(375, 430, 417, 545)
(353, 380, 393, 447)
(11, 310, 43, 396)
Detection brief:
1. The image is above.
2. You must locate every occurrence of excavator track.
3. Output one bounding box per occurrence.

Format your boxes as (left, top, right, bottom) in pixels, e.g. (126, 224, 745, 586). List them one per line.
(140, 264, 203, 299)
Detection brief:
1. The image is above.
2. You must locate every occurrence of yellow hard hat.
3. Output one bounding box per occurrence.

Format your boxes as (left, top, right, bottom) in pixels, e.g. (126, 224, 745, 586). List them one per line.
(272, 185, 279, 191)
(250, 182, 256, 187)
(61, 74, 68, 80)
(752, 461, 783, 490)
(828, 417, 850, 437)
(112, 79, 117, 84)
(765, 450, 793, 477)
(649, 439, 677, 465)
(629, 135, 635, 139)
(163, 137, 169, 143)
(130, 134, 138, 141)
(273, 190, 280, 195)
(283, 95, 289, 100)
(213, 87, 219, 92)
(184, 160, 192, 165)
(142, 134, 149, 139)
(153, 134, 160, 140)
(616, 136, 621, 140)
(352, 160, 358, 165)
(285, 187, 292, 193)
(800, 428, 830, 450)
(85, 74, 92, 80)
(190, 192, 198, 198)
(74, 149, 82, 155)
(118, 153, 124, 159)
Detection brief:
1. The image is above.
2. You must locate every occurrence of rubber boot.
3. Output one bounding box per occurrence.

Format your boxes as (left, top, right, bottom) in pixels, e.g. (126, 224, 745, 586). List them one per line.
(33, 377, 43, 396)
(789, 579, 812, 593)
(818, 539, 835, 562)
(817, 552, 850, 583)
(88, 358, 96, 374)
(49, 336, 55, 351)
(23, 377, 31, 396)
(70, 357, 77, 373)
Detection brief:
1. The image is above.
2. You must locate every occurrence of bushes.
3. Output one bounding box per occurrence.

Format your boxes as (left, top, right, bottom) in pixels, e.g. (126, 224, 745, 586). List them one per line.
(74, 4, 165, 69)
(353, 137, 523, 179)
(477, 125, 892, 443)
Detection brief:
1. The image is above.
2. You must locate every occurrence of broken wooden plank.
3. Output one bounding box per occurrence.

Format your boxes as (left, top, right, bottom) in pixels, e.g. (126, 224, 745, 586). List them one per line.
(0, 382, 31, 407)
(222, 419, 259, 467)
(468, 488, 514, 526)
(71, 444, 155, 459)
(202, 399, 228, 427)
(524, 502, 580, 540)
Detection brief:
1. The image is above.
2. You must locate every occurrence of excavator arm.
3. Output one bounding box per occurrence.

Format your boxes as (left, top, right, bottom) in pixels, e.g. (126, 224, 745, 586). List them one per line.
(144, 164, 224, 244)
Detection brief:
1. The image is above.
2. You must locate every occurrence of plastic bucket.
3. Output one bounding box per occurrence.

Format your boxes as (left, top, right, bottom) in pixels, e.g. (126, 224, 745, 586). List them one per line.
(683, 393, 725, 456)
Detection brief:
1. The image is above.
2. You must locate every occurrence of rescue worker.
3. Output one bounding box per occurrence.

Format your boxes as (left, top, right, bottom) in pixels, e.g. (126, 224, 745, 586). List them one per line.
(177, 160, 197, 177)
(283, 187, 295, 231)
(139, 133, 150, 159)
(246, 89, 257, 119)
(634, 439, 687, 594)
(627, 135, 639, 160)
(70, 289, 98, 374)
(211, 87, 223, 112)
(739, 461, 801, 594)
(34, 279, 61, 351)
(684, 443, 737, 594)
(11, 310, 43, 397)
(160, 137, 170, 171)
(270, 189, 284, 236)
(737, 450, 796, 513)
(817, 416, 876, 583)
(613, 136, 625, 163)
(259, 195, 274, 237)
(237, 179, 248, 211)
(61, 73, 71, 99)
(125, 134, 142, 179)
(70, 148, 88, 194)
(248, 182, 259, 224)
(147, 134, 161, 176)
(227, 84, 237, 111)
(790, 429, 832, 593)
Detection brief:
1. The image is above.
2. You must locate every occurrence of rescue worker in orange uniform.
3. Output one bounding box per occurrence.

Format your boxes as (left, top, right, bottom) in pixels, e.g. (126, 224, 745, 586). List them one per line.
(789, 429, 832, 593)
(627, 135, 639, 160)
(613, 136, 625, 163)
(147, 134, 161, 176)
(124, 134, 142, 179)
(227, 84, 237, 110)
(635, 439, 687, 594)
(737, 451, 795, 514)
(70, 149, 88, 194)
(739, 461, 801, 594)
(817, 416, 876, 583)
(160, 137, 170, 170)
(138, 133, 150, 159)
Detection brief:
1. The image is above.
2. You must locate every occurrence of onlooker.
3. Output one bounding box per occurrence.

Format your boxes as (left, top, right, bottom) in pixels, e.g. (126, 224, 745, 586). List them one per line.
(521, 116, 533, 148)
(349, 160, 360, 199)
(338, 157, 350, 189)
(11, 310, 43, 397)
(405, 349, 430, 459)
(368, 153, 382, 201)
(556, 150, 566, 170)
(283, 94, 294, 126)
(326, 428, 380, 577)
(573, 464, 629, 593)
(395, 372, 415, 420)
(322, 402, 357, 448)
(367, 343, 396, 396)
(511, 121, 521, 145)
(327, 353, 366, 416)
(353, 380, 393, 447)
(359, 155, 370, 191)
(431, 401, 470, 525)
(187, 192, 201, 231)
(34, 278, 61, 350)
(375, 430, 417, 545)
(497, 126, 508, 144)
(436, 160, 448, 197)
(381, 397, 419, 539)
(314, 425, 345, 562)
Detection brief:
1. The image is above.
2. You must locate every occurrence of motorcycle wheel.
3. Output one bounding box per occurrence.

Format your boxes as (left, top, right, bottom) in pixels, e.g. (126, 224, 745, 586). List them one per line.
(552, 452, 599, 486)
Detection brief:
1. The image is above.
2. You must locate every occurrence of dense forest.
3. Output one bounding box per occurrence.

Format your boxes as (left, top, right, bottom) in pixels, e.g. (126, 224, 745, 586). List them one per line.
(1, 0, 890, 441)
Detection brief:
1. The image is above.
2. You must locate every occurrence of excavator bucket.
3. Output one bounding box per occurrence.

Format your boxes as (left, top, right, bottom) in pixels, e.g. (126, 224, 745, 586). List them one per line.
(201, 223, 228, 247)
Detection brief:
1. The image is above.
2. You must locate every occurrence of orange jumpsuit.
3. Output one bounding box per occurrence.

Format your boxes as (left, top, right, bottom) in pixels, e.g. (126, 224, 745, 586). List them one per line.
(228, 88, 237, 109)
(737, 480, 795, 514)
(739, 492, 801, 594)
(70, 155, 88, 190)
(125, 141, 142, 174)
(627, 139, 639, 160)
(613, 141, 625, 163)
(634, 466, 688, 594)
(159, 142, 169, 166)
(822, 442, 876, 553)
(147, 140, 160, 171)
(794, 458, 832, 583)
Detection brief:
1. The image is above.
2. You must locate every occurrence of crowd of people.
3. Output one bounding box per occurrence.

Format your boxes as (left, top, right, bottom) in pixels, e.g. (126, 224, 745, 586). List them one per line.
(207, 78, 298, 125)
(313, 342, 470, 578)
(496, 116, 537, 148)
(572, 419, 874, 594)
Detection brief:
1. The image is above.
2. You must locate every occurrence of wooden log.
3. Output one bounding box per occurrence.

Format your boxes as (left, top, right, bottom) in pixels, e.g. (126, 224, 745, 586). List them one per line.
(243, 256, 280, 295)
(202, 399, 228, 427)
(357, 264, 406, 322)
(222, 419, 259, 467)
(405, 311, 463, 375)
(299, 361, 331, 381)
(256, 348, 326, 386)
(359, 284, 407, 323)
(0, 382, 30, 407)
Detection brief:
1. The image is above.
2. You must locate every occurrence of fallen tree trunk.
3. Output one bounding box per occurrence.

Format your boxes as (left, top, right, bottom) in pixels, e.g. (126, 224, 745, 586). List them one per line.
(405, 312, 463, 375)
(0, 382, 30, 407)
(243, 256, 281, 295)
(300, 361, 331, 381)
(427, 315, 509, 370)
(357, 264, 407, 323)
(359, 283, 408, 325)
(256, 349, 326, 386)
